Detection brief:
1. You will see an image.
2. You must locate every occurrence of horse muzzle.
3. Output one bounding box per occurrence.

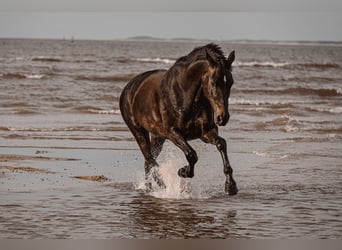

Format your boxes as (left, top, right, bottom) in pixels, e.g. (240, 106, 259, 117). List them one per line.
(216, 112, 230, 126)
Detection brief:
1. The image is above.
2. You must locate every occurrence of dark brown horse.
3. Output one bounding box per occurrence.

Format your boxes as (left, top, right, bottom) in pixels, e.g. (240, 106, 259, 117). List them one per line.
(120, 43, 238, 195)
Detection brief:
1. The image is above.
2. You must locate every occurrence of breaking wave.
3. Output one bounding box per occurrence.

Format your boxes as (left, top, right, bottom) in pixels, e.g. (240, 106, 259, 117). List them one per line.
(0, 73, 45, 80)
(136, 57, 176, 64)
(306, 106, 342, 114)
(73, 106, 121, 114)
(235, 61, 341, 69)
(240, 87, 342, 97)
(229, 98, 304, 106)
(235, 61, 290, 68)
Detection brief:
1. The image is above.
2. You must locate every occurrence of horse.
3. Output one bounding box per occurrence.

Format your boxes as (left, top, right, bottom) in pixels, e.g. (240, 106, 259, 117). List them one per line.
(119, 43, 238, 195)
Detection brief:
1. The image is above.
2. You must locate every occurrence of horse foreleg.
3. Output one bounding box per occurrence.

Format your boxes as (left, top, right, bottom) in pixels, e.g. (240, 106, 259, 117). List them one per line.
(202, 130, 238, 195)
(168, 127, 198, 178)
(215, 137, 238, 195)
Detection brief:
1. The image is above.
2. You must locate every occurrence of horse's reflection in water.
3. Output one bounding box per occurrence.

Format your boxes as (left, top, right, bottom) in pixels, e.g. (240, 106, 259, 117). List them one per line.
(129, 194, 238, 238)
(120, 44, 237, 195)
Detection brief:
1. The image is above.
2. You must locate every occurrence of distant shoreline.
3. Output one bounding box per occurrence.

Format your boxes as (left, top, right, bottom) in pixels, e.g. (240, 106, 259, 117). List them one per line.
(1, 36, 342, 46)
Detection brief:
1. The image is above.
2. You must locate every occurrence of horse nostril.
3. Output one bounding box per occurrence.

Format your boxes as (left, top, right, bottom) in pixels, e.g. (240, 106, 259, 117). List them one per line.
(217, 115, 223, 125)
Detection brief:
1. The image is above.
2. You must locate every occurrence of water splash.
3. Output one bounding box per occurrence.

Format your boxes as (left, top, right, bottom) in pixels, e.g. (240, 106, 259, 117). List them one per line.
(151, 159, 193, 199)
(135, 143, 220, 200)
(135, 158, 193, 199)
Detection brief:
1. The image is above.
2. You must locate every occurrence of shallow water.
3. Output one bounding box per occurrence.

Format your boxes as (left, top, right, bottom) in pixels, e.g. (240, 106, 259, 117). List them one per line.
(0, 39, 341, 238)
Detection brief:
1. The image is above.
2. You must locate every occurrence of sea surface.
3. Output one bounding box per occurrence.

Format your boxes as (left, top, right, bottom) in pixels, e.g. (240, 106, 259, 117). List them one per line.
(0, 39, 341, 238)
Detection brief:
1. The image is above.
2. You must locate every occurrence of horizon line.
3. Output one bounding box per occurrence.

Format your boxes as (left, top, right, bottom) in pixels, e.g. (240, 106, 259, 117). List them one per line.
(1, 36, 342, 45)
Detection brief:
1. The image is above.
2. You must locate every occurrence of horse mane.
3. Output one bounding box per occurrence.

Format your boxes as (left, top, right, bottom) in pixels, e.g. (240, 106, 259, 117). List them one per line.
(175, 43, 229, 70)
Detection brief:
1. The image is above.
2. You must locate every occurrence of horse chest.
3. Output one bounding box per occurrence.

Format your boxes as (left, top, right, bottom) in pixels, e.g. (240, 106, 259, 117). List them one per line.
(179, 111, 212, 140)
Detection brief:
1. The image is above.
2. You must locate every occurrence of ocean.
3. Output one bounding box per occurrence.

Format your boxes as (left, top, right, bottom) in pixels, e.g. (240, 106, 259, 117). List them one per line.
(0, 38, 341, 238)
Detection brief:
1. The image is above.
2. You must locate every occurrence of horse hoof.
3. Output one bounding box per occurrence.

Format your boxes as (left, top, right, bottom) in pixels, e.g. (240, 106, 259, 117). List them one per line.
(225, 182, 238, 196)
(178, 167, 194, 178)
(178, 167, 187, 178)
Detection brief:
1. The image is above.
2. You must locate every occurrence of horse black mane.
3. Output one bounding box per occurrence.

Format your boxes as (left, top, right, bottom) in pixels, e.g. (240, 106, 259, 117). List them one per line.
(175, 43, 228, 69)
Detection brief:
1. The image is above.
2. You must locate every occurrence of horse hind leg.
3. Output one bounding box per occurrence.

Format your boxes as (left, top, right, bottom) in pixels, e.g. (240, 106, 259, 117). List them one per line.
(149, 134, 166, 189)
(128, 126, 165, 190)
(151, 134, 166, 161)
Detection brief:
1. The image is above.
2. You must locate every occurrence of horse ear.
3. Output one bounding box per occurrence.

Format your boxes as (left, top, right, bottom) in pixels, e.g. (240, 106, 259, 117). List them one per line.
(226, 50, 235, 67)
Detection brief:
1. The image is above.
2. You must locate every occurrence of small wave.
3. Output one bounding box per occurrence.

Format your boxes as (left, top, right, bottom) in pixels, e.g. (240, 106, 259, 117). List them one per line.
(32, 57, 63, 62)
(74, 59, 96, 63)
(255, 115, 301, 133)
(33, 56, 97, 64)
(285, 76, 342, 84)
(0, 102, 30, 108)
(235, 61, 290, 68)
(14, 109, 41, 115)
(88, 109, 121, 115)
(238, 87, 342, 98)
(0, 73, 45, 80)
(253, 151, 288, 159)
(75, 74, 134, 82)
(306, 106, 342, 114)
(257, 115, 293, 127)
(235, 61, 340, 69)
(282, 87, 341, 97)
(2, 126, 126, 133)
(25, 74, 45, 79)
(229, 98, 301, 106)
(74, 106, 120, 115)
(117, 57, 175, 64)
(136, 57, 176, 64)
(97, 95, 120, 102)
(294, 62, 341, 69)
(284, 124, 300, 133)
(0, 73, 27, 79)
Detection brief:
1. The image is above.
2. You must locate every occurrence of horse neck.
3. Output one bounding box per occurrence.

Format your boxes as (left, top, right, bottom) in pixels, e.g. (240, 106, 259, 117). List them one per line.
(163, 63, 205, 113)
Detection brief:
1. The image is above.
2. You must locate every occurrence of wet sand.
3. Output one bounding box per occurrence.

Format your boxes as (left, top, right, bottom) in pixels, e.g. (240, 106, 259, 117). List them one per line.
(1, 129, 341, 238)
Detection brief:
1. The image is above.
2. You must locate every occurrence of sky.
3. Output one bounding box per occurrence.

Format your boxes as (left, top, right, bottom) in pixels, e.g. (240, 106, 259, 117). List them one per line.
(0, 0, 342, 41)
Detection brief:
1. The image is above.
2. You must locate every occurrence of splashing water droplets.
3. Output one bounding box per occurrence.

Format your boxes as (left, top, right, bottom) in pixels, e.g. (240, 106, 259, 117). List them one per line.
(151, 159, 193, 199)
(135, 143, 221, 200)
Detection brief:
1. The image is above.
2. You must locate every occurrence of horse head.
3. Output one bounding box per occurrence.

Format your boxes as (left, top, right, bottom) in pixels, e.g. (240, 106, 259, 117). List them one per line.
(201, 49, 235, 126)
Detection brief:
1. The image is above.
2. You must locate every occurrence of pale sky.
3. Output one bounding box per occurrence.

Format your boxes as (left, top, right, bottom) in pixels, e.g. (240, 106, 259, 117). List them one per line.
(0, 0, 341, 41)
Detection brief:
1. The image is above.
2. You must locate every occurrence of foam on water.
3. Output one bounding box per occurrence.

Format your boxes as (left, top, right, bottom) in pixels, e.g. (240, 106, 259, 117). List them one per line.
(136, 57, 176, 64)
(235, 61, 290, 68)
(87, 109, 121, 115)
